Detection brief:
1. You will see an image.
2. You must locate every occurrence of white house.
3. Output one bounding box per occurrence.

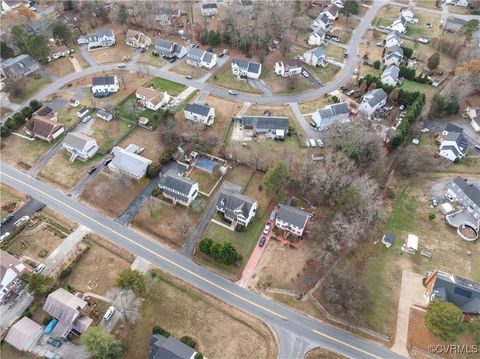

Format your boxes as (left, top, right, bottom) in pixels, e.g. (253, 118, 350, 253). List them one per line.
(125, 29, 151, 49)
(216, 190, 257, 228)
(390, 16, 407, 33)
(384, 45, 404, 66)
(0, 250, 29, 305)
(96, 109, 114, 121)
(400, 8, 414, 23)
(385, 31, 401, 48)
(186, 48, 217, 69)
(312, 102, 350, 130)
(302, 47, 325, 67)
(331, 0, 344, 8)
(446, 0, 470, 6)
(231, 59, 262, 79)
(275, 59, 302, 77)
(380, 65, 400, 86)
(158, 169, 199, 207)
(275, 204, 310, 236)
(108, 144, 152, 180)
(184, 103, 215, 126)
(359, 88, 388, 118)
(77, 107, 89, 118)
(466, 107, 480, 132)
(62, 132, 99, 162)
(1, 0, 23, 12)
(312, 13, 330, 32)
(201, 2, 218, 16)
(135, 87, 170, 111)
(323, 4, 339, 20)
(86, 28, 116, 50)
(155, 39, 188, 58)
(439, 130, 469, 162)
(308, 28, 326, 46)
(47, 44, 70, 62)
(91, 76, 119, 95)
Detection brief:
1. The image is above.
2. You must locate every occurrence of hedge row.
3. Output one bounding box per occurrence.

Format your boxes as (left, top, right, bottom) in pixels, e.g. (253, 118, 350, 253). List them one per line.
(1, 99, 42, 137)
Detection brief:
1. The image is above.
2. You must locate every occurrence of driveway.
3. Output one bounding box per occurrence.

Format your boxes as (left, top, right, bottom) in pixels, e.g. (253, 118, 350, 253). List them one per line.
(288, 102, 317, 139)
(302, 68, 322, 88)
(78, 45, 98, 67)
(31, 334, 89, 359)
(0, 197, 45, 235)
(0, 290, 33, 332)
(423, 119, 480, 148)
(116, 178, 159, 226)
(429, 178, 480, 201)
(28, 141, 64, 178)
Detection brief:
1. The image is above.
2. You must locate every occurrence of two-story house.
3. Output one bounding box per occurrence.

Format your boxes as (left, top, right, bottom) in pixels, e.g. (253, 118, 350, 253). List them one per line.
(311, 13, 330, 32)
(136, 87, 170, 111)
(108, 144, 152, 180)
(275, 59, 302, 77)
(445, 177, 480, 220)
(155, 39, 188, 59)
(216, 190, 257, 228)
(323, 4, 339, 20)
(0, 249, 31, 305)
(400, 8, 414, 23)
(466, 107, 480, 132)
(240, 116, 289, 139)
(275, 204, 311, 236)
(158, 169, 199, 207)
(86, 28, 116, 50)
(1, 54, 39, 80)
(390, 16, 407, 33)
(125, 29, 151, 49)
(91, 76, 119, 96)
(380, 65, 400, 86)
(201, 2, 218, 16)
(186, 48, 217, 69)
(359, 88, 388, 118)
(384, 45, 404, 66)
(384, 31, 401, 48)
(312, 102, 350, 130)
(439, 130, 469, 162)
(308, 27, 326, 46)
(302, 47, 325, 67)
(184, 103, 215, 126)
(62, 132, 99, 162)
(231, 59, 262, 79)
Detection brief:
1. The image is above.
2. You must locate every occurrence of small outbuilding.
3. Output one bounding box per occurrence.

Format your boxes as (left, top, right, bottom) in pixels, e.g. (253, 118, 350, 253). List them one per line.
(403, 234, 419, 253)
(381, 232, 395, 248)
(4, 317, 43, 351)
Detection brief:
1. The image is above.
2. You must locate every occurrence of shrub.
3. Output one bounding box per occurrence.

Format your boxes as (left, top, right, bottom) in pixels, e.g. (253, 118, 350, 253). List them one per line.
(425, 300, 465, 342)
(21, 106, 33, 118)
(428, 213, 436, 221)
(42, 315, 53, 325)
(199, 238, 213, 255)
(373, 60, 381, 69)
(38, 249, 49, 258)
(115, 269, 145, 294)
(194, 353, 204, 359)
(146, 162, 161, 179)
(152, 325, 171, 338)
(151, 188, 161, 197)
(59, 266, 72, 279)
(180, 336, 196, 349)
(29, 99, 42, 111)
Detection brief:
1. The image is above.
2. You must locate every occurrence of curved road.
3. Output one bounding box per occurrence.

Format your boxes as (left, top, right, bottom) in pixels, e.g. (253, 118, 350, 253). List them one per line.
(0, 162, 404, 359)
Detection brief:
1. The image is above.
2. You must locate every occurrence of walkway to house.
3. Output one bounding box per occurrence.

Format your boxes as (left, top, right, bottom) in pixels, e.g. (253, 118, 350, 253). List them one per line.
(391, 270, 426, 356)
(270, 232, 304, 249)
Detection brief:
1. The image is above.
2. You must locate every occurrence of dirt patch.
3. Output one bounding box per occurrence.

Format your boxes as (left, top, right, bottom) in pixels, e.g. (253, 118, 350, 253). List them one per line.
(80, 169, 148, 217)
(67, 235, 132, 295)
(0, 135, 53, 171)
(122, 269, 278, 359)
(0, 184, 27, 217)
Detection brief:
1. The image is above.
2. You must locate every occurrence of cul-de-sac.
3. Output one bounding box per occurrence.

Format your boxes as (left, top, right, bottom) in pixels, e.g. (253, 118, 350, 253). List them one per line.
(0, 0, 479, 358)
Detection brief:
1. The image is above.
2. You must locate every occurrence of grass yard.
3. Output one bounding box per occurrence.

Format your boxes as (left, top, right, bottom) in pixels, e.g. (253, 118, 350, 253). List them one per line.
(208, 60, 263, 94)
(0, 343, 37, 359)
(372, 5, 402, 27)
(71, 46, 90, 69)
(223, 165, 255, 189)
(305, 348, 348, 359)
(114, 93, 162, 125)
(89, 43, 136, 64)
(187, 168, 221, 194)
(358, 63, 381, 78)
(261, 64, 314, 95)
(299, 97, 333, 114)
(324, 44, 345, 62)
(39, 152, 102, 191)
(0, 184, 26, 218)
(123, 269, 278, 359)
(90, 118, 132, 153)
(305, 64, 341, 84)
(117, 127, 166, 162)
(45, 57, 75, 77)
(0, 135, 54, 171)
(10, 74, 51, 103)
(406, 12, 441, 38)
(137, 52, 167, 68)
(401, 80, 438, 102)
(333, 16, 361, 32)
(245, 104, 295, 119)
(56, 104, 81, 130)
(80, 169, 148, 217)
(147, 77, 187, 96)
(67, 235, 133, 295)
(132, 197, 204, 249)
(170, 61, 209, 79)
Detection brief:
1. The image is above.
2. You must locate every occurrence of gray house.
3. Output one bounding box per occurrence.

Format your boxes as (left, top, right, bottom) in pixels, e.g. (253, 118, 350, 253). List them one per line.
(240, 116, 289, 139)
(155, 39, 188, 59)
(445, 177, 480, 220)
(216, 190, 258, 228)
(158, 169, 199, 207)
(312, 102, 350, 130)
(1, 54, 39, 80)
(275, 204, 310, 236)
(443, 17, 466, 32)
(149, 334, 196, 359)
(86, 28, 116, 50)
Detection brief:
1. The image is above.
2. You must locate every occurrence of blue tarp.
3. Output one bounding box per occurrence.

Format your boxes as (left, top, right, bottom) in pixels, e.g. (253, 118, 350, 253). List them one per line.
(44, 319, 58, 334)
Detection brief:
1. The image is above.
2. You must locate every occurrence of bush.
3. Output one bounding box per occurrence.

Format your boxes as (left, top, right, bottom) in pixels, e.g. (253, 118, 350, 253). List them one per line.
(152, 325, 171, 338)
(194, 353, 204, 359)
(21, 106, 33, 118)
(401, 46, 413, 59)
(425, 300, 465, 341)
(146, 162, 161, 179)
(199, 239, 238, 265)
(180, 336, 196, 349)
(115, 269, 145, 294)
(428, 213, 436, 221)
(42, 315, 53, 325)
(59, 266, 72, 279)
(468, 320, 480, 345)
(151, 188, 161, 197)
(199, 238, 213, 255)
(29, 99, 42, 111)
(373, 60, 381, 69)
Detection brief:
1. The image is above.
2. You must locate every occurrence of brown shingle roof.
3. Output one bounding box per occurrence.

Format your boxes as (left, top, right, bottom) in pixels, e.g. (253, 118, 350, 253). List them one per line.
(25, 117, 64, 139)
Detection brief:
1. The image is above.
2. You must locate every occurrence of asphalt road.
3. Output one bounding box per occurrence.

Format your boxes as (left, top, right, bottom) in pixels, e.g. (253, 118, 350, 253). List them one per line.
(0, 197, 45, 235)
(0, 162, 405, 359)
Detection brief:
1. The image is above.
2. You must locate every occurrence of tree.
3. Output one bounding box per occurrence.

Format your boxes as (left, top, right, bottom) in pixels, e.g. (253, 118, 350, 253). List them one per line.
(400, 46, 413, 59)
(388, 87, 399, 103)
(425, 301, 465, 342)
(339, 0, 359, 23)
(146, 162, 161, 179)
(115, 269, 145, 294)
(63, 0, 75, 11)
(263, 161, 288, 198)
(28, 274, 54, 299)
(427, 52, 440, 70)
(111, 289, 143, 324)
(207, 30, 220, 47)
(26, 35, 49, 64)
(0, 41, 14, 59)
(52, 21, 72, 45)
(460, 19, 480, 46)
(294, 0, 301, 15)
(373, 60, 380, 69)
(118, 4, 129, 32)
(220, 241, 238, 265)
(17, 5, 36, 21)
(358, 79, 367, 95)
(199, 238, 213, 255)
(82, 327, 124, 359)
(180, 336, 196, 349)
(11, 25, 28, 53)
(399, 64, 415, 80)
(468, 319, 480, 345)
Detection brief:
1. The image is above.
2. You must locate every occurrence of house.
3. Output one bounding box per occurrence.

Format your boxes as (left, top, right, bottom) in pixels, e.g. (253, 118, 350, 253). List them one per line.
(312, 102, 350, 130)
(359, 88, 388, 118)
(77, 107, 89, 118)
(466, 107, 480, 132)
(442, 17, 466, 32)
(442, 123, 463, 137)
(125, 29, 151, 49)
(445, 177, 480, 220)
(155, 39, 188, 59)
(108, 144, 152, 180)
(331, 0, 344, 8)
(69, 98, 80, 107)
(63, 132, 99, 162)
(381, 232, 395, 248)
(231, 59, 262, 79)
(384, 45, 404, 66)
(150, 334, 197, 359)
(302, 47, 325, 67)
(4, 317, 43, 352)
(308, 27, 326, 46)
(439, 130, 469, 162)
(158, 169, 199, 207)
(275, 59, 302, 77)
(32, 106, 57, 122)
(1, 0, 23, 12)
(400, 8, 414, 23)
(424, 270, 480, 318)
(312, 13, 330, 32)
(136, 87, 170, 111)
(186, 47, 217, 69)
(24, 117, 65, 142)
(96, 109, 114, 121)
(91, 76, 119, 96)
(0, 250, 30, 304)
(47, 44, 70, 62)
(216, 189, 257, 227)
(43, 288, 93, 338)
(275, 204, 310, 236)
(86, 28, 116, 50)
(184, 103, 215, 126)
(380, 65, 400, 86)
(201, 2, 218, 16)
(390, 16, 407, 33)
(324, 4, 339, 20)
(240, 116, 289, 139)
(1, 54, 39, 80)
(384, 31, 401, 48)
(446, 0, 470, 6)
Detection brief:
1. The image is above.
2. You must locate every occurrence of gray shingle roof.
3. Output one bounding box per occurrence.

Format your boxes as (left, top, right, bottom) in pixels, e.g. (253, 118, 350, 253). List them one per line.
(365, 88, 387, 107)
(92, 76, 116, 86)
(203, 52, 214, 63)
(185, 103, 211, 117)
(150, 334, 195, 359)
(217, 190, 256, 220)
(155, 39, 174, 52)
(188, 47, 205, 60)
(202, 2, 218, 9)
(445, 131, 469, 153)
(247, 62, 261, 74)
(433, 272, 480, 314)
(63, 132, 93, 150)
(452, 177, 480, 207)
(241, 116, 289, 132)
(232, 59, 249, 70)
(445, 123, 463, 133)
(158, 170, 196, 200)
(277, 205, 310, 229)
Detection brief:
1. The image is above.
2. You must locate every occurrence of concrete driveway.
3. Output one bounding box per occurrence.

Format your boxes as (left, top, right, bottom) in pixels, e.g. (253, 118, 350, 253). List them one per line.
(0, 291, 33, 332)
(302, 68, 322, 88)
(0, 197, 45, 235)
(31, 334, 89, 359)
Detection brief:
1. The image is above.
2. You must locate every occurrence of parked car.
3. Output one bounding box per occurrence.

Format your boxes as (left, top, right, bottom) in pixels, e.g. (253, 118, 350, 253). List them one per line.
(316, 139, 324, 148)
(302, 70, 309, 78)
(140, 48, 146, 53)
(309, 139, 317, 147)
(81, 115, 91, 123)
(445, 192, 454, 202)
(185, 75, 193, 80)
(207, 47, 213, 52)
(47, 338, 62, 348)
(431, 197, 438, 207)
(14, 215, 30, 228)
(331, 36, 340, 42)
(425, 23, 433, 28)
(353, 68, 359, 75)
(168, 58, 176, 63)
(228, 90, 238, 95)
(269, 210, 277, 222)
(222, 49, 228, 55)
(0, 232, 10, 243)
(399, 104, 406, 111)
(344, 53, 349, 58)
(219, 53, 224, 58)
(346, 89, 355, 96)
(117, 63, 126, 68)
(1, 214, 14, 227)
(88, 166, 97, 175)
(263, 224, 271, 235)
(103, 306, 115, 321)
(45, 350, 61, 359)
(34, 263, 46, 274)
(310, 120, 317, 128)
(258, 236, 266, 247)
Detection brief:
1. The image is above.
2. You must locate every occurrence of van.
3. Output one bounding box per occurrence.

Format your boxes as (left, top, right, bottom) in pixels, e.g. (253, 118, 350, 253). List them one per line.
(269, 210, 277, 222)
(0, 232, 10, 243)
(346, 89, 355, 96)
(34, 264, 46, 274)
(309, 139, 317, 147)
(104, 306, 115, 320)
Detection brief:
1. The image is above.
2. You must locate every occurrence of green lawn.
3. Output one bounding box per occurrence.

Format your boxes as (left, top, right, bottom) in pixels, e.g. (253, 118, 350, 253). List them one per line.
(147, 77, 187, 96)
(208, 61, 263, 94)
(188, 168, 220, 194)
(114, 93, 164, 128)
(401, 80, 438, 102)
(10, 75, 51, 103)
(304, 64, 340, 84)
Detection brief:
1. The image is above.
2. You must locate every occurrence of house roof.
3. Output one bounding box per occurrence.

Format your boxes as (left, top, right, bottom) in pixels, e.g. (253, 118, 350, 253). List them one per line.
(241, 116, 289, 132)
(203, 52, 215, 63)
(188, 47, 206, 60)
(63, 132, 94, 150)
(382, 65, 400, 80)
(217, 190, 256, 220)
(277, 205, 310, 230)
(126, 29, 142, 39)
(92, 76, 116, 86)
(97, 109, 113, 118)
(155, 39, 174, 51)
(202, 2, 218, 9)
(315, 102, 349, 124)
(136, 87, 166, 105)
(25, 117, 64, 139)
(43, 288, 87, 325)
(95, 28, 114, 38)
(386, 45, 404, 57)
(383, 232, 395, 244)
(4, 317, 43, 352)
(150, 334, 195, 359)
(159, 169, 197, 200)
(444, 131, 469, 153)
(110, 146, 152, 178)
(185, 103, 212, 117)
(1, 54, 37, 77)
(326, 4, 338, 16)
(0, 249, 26, 285)
(33, 105, 55, 119)
(363, 88, 388, 108)
(451, 177, 480, 207)
(232, 59, 249, 70)
(247, 62, 261, 74)
(386, 30, 401, 40)
(432, 271, 480, 314)
(444, 123, 463, 133)
(445, 17, 466, 28)
(305, 47, 325, 59)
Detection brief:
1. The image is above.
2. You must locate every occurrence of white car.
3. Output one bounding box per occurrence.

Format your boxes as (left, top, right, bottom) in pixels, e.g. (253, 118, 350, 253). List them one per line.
(34, 263, 45, 274)
(117, 63, 126, 68)
(103, 306, 115, 321)
(14, 215, 30, 227)
(316, 139, 324, 148)
(228, 90, 238, 95)
(353, 69, 359, 75)
(302, 70, 309, 78)
(0, 232, 10, 243)
(263, 224, 271, 235)
(81, 115, 91, 123)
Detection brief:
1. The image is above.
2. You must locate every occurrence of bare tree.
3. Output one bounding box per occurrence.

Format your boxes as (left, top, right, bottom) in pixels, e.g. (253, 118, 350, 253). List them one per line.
(175, 215, 194, 242)
(110, 289, 143, 324)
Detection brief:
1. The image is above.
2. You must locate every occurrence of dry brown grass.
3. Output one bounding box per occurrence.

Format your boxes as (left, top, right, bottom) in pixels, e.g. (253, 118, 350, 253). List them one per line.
(0, 184, 27, 212)
(117, 127, 165, 162)
(305, 348, 348, 359)
(137, 51, 167, 68)
(89, 41, 136, 64)
(170, 61, 209, 79)
(90, 118, 131, 153)
(0, 135, 53, 171)
(245, 104, 295, 119)
(299, 97, 333, 114)
(45, 57, 75, 77)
